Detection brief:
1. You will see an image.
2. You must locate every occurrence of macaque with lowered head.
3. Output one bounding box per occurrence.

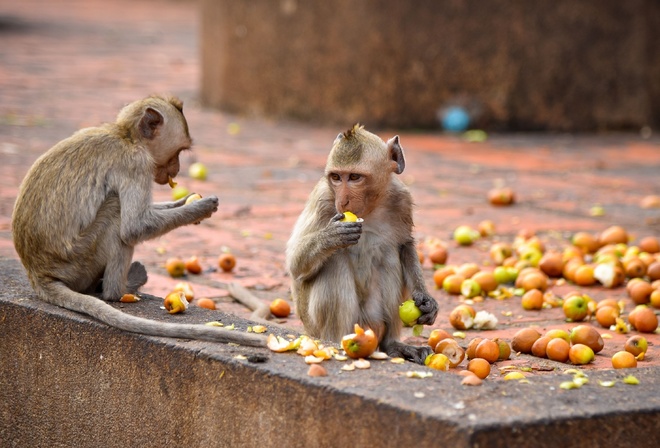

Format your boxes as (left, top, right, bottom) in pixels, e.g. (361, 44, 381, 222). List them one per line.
(286, 124, 438, 363)
(12, 95, 265, 347)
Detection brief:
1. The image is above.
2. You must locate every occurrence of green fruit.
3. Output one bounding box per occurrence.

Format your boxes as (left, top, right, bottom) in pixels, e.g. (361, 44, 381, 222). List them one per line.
(562, 295, 589, 322)
(460, 279, 482, 298)
(188, 162, 208, 180)
(454, 225, 479, 246)
(493, 266, 510, 284)
(172, 185, 190, 200)
(399, 300, 422, 326)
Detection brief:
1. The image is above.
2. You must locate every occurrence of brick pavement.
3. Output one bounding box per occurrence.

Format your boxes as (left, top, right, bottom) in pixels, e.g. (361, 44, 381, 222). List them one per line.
(1, 0, 660, 376)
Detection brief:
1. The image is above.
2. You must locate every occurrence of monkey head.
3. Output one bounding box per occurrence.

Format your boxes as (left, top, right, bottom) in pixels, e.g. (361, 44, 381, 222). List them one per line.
(117, 95, 192, 185)
(325, 124, 405, 217)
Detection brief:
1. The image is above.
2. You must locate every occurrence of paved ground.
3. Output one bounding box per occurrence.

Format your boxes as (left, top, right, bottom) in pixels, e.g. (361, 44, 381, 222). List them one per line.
(1, 0, 659, 380)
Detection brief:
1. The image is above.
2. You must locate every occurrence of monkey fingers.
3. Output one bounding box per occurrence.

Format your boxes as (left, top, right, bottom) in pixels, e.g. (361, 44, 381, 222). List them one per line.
(411, 291, 439, 325)
(383, 341, 433, 365)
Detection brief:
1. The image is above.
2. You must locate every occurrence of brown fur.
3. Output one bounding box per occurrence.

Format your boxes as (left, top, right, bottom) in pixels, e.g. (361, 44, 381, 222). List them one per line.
(286, 126, 437, 363)
(12, 95, 265, 347)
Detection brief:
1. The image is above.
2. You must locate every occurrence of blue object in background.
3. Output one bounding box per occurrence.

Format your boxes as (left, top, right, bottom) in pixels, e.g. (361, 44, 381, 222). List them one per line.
(441, 106, 470, 132)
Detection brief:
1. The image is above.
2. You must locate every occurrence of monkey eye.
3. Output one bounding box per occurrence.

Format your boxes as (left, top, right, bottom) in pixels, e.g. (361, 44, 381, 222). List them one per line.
(349, 173, 362, 181)
(329, 173, 341, 183)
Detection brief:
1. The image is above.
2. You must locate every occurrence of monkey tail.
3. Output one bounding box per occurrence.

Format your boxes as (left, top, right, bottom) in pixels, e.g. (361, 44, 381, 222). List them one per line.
(37, 281, 267, 348)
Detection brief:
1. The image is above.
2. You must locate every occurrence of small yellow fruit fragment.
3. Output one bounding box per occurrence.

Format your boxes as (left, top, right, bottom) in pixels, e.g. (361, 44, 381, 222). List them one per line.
(503, 372, 526, 381)
(120, 293, 139, 303)
(304, 355, 325, 364)
(173, 281, 194, 301)
(405, 371, 433, 379)
(341, 363, 356, 371)
(313, 348, 334, 360)
(598, 380, 616, 388)
(340, 211, 359, 222)
(205, 321, 224, 327)
(559, 381, 581, 390)
(296, 336, 319, 356)
(168, 176, 177, 188)
(267, 334, 298, 352)
(251, 325, 267, 334)
(622, 375, 640, 385)
(354, 359, 371, 369)
(390, 357, 406, 364)
(369, 351, 389, 360)
(163, 292, 188, 314)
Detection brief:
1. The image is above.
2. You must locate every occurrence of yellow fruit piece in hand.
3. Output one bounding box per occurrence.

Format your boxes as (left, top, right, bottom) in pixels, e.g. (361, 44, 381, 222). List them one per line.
(341, 211, 358, 222)
(185, 193, 202, 205)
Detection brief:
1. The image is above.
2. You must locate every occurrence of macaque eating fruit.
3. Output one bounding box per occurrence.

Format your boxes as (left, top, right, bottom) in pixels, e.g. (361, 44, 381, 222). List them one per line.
(11, 95, 265, 347)
(286, 124, 438, 363)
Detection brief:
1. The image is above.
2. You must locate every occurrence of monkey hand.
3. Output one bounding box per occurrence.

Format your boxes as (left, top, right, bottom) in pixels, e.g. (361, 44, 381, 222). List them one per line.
(187, 195, 219, 223)
(411, 290, 438, 325)
(382, 340, 433, 365)
(325, 213, 362, 248)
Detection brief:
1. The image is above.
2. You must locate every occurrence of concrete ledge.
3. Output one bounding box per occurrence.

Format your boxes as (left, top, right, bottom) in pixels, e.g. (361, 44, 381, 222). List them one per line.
(1, 257, 659, 447)
(200, 0, 660, 131)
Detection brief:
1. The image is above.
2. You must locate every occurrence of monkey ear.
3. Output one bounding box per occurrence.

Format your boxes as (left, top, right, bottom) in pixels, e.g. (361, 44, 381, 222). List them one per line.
(387, 136, 405, 174)
(138, 107, 164, 140)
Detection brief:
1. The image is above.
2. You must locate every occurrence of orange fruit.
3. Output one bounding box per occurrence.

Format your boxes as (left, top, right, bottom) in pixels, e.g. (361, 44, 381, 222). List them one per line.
(218, 253, 237, 272)
(184, 256, 203, 275)
(521, 289, 544, 310)
(520, 271, 549, 292)
(574, 265, 596, 286)
(165, 257, 186, 277)
(545, 338, 570, 363)
(428, 329, 452, 349)
(269, 298, 291, 318)
(196, 298, 216, 310)
(572, 232, 600, 254)
(456, 263, 481, 279)
(629, 307, 658, 333)
(569, 324, 604, 353)
(531, 336, 551, 358)
(433, 266, 456, 289)
(467, 358, 491, 379)
(442, 274, 465, 294)
(465, 337, 483, 360)
(511, 328, 541, 354)
(474, 339, 499, 364)
(629, 281, 654, 305)
(595, 305, 619, 328)
(611, 351, 637, 369)
(647, 262, 660, 281)
(598, 226, 628, 246)
(538, 252, 564, 277)
(471, 271, 498, 293)
(639, 236, 660, 254)
(428, 246, 448, 265)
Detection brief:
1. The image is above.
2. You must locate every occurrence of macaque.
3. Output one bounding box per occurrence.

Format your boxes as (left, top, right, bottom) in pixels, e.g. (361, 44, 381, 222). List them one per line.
(12, 95, 265, 347)
(286, 124, 438, 363)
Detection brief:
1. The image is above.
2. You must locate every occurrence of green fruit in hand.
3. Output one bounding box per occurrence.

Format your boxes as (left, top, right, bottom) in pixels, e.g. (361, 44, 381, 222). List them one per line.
(399, 299, 422, 326)
(188, 162, 208, 180)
